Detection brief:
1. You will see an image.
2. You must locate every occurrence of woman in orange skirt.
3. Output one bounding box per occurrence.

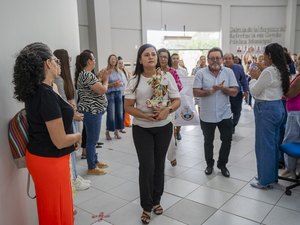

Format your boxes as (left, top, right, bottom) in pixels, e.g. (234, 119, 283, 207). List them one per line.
(13, 42, 81, 225)
(26, 152, 73, 225)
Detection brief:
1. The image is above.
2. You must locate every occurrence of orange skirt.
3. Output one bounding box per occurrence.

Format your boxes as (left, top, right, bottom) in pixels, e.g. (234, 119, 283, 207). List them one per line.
(124, 112, 131, 127)
(26, 151, 73, 225)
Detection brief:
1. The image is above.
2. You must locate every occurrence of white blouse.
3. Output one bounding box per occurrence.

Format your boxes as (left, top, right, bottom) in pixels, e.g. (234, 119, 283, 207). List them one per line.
(125, 72, 180, 128)
(249, 65, 283, 101)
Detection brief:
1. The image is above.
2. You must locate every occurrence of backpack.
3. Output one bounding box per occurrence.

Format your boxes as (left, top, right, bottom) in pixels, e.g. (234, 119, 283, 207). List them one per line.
(8, 109, 35, 199)
(8, 109, 29, 169)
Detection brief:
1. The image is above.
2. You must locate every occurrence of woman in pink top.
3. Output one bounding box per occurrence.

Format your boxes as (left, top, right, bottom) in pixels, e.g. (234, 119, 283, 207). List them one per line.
(281, 60, 300, 178)
(157, 48, 182, 167)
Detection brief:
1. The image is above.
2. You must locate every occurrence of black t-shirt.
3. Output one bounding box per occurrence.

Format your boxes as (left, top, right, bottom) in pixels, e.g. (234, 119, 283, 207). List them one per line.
(25, 83, 75, 157)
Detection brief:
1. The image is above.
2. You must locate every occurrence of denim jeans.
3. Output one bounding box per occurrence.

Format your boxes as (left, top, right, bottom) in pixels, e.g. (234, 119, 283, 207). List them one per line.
(254, 100, 285, 186)
(283, 111, 300, 171)
(106, 91, 124, 131)
(82, 111, 103, 169)
(71, 120, 80, 179)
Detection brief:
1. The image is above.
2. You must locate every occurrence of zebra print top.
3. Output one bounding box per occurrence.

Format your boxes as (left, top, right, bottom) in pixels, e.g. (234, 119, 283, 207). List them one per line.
(77, 70, 107, 114)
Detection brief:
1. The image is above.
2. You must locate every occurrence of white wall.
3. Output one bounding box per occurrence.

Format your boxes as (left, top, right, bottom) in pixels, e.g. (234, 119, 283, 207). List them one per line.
(0, 0, 80, 224)
(78, 0, 299, 68)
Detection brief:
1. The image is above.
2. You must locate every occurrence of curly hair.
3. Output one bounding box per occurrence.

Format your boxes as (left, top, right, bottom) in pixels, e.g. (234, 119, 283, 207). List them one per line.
(265, 43, 290, 95)
(12, 42, 52, 102)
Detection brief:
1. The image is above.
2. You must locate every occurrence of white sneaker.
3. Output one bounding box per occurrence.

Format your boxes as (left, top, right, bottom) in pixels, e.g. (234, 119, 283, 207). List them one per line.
(77, 175, 91, 184)
(280, 169, 296, 179)
(74, 177, 90, 191)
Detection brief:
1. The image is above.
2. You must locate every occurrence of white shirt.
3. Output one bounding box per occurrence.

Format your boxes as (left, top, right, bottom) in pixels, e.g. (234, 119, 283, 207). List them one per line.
(176, 66, 188, 78)
(249, 65, 283, 101)
(125, 72, 180, 128)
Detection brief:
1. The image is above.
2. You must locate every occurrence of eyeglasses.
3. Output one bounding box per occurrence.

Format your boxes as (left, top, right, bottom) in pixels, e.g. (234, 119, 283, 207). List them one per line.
(159, 56, 168, 60)
(208, 57, 222, 61)
(51, 58, 61, 66)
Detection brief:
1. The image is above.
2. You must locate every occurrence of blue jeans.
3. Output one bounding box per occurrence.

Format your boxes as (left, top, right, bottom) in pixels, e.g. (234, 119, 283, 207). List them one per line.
(82, 111, 103, 169)
(283, 111, 300, 171)
(106, 91, 124, 131)
(254, 100, 285, 186)
(71, 120, 80, 179)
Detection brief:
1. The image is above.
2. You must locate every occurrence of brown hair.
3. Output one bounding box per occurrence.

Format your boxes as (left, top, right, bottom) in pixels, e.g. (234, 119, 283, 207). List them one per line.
(53, 49, 75, 100)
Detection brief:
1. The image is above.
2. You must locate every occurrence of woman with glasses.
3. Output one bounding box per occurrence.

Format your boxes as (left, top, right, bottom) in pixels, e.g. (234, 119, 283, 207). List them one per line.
(75, 50, 110, 175)
(53, 49, 91, 191)
(157, 48, 182, 167)
(12, 42, 81, 225)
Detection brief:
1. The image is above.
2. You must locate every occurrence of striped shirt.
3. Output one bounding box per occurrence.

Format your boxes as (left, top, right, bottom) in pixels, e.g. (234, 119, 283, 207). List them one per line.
(77, 70, 107, 114)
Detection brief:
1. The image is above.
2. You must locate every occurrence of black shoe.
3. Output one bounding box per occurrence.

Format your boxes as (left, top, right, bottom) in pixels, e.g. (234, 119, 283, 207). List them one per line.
(217, 165, 230, 177)
(205, 166, 213, 175)
(177, 133, 182, 140)
(97, 142, 104, 145)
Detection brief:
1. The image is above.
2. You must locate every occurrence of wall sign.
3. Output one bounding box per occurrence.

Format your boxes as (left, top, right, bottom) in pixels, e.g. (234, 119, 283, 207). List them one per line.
(230, 26, 286, 57)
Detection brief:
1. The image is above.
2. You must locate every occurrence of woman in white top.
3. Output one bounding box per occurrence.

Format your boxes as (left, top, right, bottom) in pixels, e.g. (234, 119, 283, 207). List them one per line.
(124, 44, 181, 224)
(249, 43, 290, 189)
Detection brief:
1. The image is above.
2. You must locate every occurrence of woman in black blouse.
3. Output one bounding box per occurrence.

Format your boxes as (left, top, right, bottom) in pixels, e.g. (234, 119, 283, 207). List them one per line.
(12, 42, 81, 225)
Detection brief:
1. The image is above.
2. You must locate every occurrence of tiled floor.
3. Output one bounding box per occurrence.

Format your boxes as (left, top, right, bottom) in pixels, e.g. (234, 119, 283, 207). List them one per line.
(74, 105, 300, 225)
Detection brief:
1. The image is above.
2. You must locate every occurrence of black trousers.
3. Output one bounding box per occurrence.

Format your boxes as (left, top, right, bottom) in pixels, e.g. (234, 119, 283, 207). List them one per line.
(200, 118, 233, 167)
(132, 122, 173, 212)
(230, 91, 243, 128)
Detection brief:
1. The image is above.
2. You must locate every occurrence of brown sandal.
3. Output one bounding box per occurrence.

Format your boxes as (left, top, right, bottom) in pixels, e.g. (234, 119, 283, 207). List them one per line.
(170, 159, 177, 167)
(141, 211, 151, 224)
(153, 204, 163, 215)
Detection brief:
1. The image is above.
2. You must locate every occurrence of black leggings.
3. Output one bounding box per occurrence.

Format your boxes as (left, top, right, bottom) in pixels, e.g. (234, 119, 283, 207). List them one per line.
(132, 122, 173, 212)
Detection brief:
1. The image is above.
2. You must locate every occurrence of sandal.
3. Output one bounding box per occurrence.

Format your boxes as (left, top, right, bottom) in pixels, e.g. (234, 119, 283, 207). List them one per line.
(170, 159, 177, 167)
(81, 154, 86, 159)
(153, 204, 163, 215)
(141, 211, 151, 224)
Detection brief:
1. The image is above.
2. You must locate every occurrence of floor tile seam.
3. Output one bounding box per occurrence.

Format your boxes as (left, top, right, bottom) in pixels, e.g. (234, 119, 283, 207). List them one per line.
(75, 186, 131, 206)
(90, 178, 129, 193)
(218, 209, 263, 224)
(273, 204, 300, 213)
(233, 191, 275, 207)
(235, 192, 282, 206)
(184, 191, 235, 210)
(160, 212, 189, 225)
(204, 181, 247, 195)
(164, 189, 197, 199)
(260, 204, 277, 224)
(219, 208, 267, 224)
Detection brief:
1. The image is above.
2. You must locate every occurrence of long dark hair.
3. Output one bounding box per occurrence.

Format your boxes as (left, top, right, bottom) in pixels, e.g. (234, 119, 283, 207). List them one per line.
(157, 48, 172, 67)
(53, 49, 75, 100)
(74, 50, 94, 89)
(13, 42, 52, 102)
(265, 43, 290, 95)
(132, 43, 157, 92)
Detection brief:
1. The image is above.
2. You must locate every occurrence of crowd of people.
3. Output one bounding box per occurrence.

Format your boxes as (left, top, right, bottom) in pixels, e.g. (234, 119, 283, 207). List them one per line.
(12, 42, 299, 224)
